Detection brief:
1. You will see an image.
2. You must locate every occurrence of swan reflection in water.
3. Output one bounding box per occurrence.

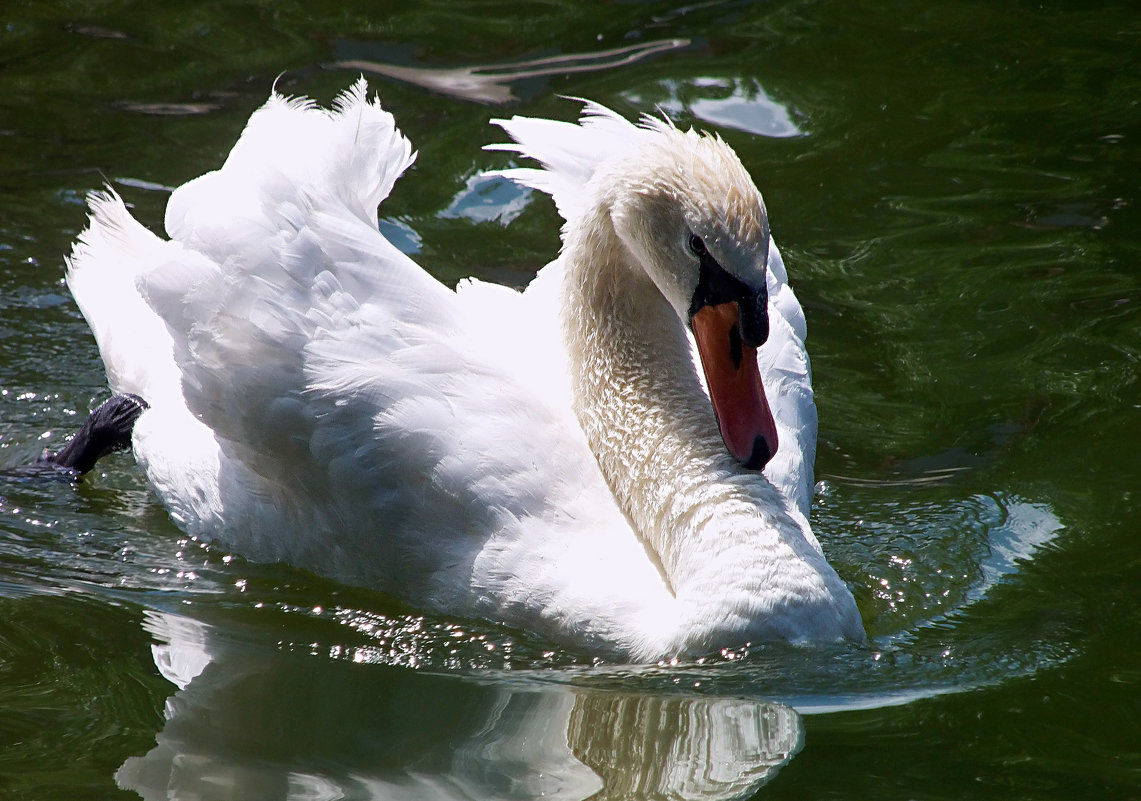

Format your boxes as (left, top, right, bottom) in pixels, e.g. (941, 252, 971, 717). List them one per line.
(119, 611, 803, 801)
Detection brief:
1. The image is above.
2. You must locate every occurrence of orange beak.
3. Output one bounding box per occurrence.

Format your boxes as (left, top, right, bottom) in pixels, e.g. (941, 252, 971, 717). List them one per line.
(691, 301, 778, 469)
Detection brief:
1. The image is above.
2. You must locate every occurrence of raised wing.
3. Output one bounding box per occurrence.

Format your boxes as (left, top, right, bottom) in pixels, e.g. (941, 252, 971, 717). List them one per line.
(67, 81, 610, 596)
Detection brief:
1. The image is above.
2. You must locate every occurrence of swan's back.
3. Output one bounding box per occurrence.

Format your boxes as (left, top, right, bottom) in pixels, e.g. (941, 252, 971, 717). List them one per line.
(67, 81, 629, 604)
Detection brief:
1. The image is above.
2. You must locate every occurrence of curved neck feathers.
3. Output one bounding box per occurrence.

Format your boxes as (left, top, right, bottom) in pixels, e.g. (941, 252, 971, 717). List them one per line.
(558, 203, 789, 597)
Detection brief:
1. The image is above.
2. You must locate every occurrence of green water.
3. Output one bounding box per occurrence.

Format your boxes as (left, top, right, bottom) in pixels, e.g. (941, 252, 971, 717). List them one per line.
(1, 1, 1139, 798)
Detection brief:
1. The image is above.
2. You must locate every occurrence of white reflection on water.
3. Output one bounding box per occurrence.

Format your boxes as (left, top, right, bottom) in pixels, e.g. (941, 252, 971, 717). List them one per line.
(442, 174, 533, 226)
(624, 78, 803, 139)
(330, 39, 690, 105)
(119, 611, 803, 801)
(972, 498, 1060, 604)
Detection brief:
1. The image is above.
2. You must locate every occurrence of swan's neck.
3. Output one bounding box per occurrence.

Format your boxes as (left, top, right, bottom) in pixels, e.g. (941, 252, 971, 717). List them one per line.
(560, 215, 786, 596)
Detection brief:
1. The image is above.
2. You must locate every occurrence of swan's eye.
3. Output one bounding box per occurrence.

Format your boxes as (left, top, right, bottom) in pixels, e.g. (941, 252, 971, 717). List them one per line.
(687, 234, 707, 257)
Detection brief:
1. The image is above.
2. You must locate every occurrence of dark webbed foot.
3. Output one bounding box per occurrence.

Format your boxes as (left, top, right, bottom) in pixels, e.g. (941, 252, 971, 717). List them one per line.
(40, 393, 149, 475)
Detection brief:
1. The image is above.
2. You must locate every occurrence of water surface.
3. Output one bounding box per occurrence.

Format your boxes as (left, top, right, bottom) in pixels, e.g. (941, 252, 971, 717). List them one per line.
(1, 1, 1139, 798)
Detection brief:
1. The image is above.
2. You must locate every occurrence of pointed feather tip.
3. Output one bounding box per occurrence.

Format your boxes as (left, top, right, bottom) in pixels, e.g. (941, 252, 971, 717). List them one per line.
(483, 98, 687, 224)
(485, 97, 695, 167)
(85, 185, 122, 217)
(265, 75, 318, 113)
(258, 76, 418, 201)
(71, 187, 136, 259)
(263, 75, 385, 125)
(332, 75, 374, 116)
(567, 95, 683, 138)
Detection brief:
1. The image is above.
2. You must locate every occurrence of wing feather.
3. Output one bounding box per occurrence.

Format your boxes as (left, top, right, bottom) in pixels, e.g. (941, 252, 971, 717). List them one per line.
(69, 80, 615, 599)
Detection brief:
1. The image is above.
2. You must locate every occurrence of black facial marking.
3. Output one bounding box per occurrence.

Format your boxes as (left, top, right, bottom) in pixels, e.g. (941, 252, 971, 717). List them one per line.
(728, 323, 744, 370)
(738, 286, 769, 347)
(687, 246, 770, 348)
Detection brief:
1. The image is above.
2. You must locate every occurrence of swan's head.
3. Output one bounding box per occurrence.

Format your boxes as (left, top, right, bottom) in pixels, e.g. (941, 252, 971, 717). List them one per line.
(605, 129, 778, 469)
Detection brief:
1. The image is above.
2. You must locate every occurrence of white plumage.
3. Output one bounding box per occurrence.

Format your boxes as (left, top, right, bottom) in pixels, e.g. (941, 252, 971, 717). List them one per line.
(67, 79, 863, 661)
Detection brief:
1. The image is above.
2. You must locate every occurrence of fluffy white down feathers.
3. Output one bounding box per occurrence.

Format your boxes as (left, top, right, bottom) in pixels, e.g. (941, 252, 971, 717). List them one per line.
(66, 79, 863, 660)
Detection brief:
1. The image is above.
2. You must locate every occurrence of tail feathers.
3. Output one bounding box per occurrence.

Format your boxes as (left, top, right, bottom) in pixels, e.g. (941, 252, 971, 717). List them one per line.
(66, 191, 189, 403)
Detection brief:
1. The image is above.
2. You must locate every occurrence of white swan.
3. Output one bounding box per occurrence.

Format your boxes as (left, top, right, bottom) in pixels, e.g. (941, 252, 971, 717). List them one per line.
(66, 79, 864, 661)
